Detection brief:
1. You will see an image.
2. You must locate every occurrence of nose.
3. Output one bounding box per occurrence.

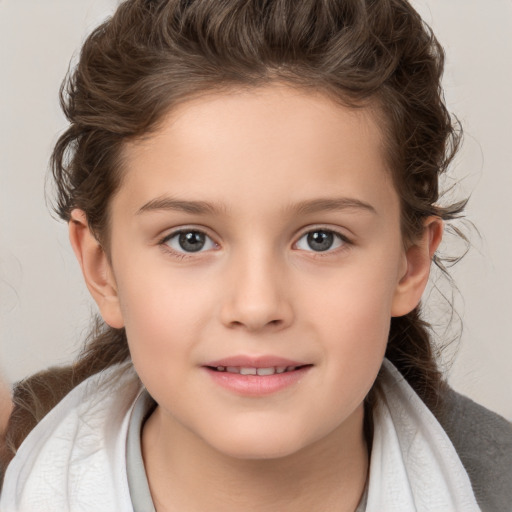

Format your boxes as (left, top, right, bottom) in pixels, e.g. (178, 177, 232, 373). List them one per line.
(219, 249, 294, 332)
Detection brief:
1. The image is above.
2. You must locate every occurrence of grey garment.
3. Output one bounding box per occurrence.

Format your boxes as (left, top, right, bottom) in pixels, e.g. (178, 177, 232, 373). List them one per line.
(436, 388, 512, 512)
(126, 391, 157, 512)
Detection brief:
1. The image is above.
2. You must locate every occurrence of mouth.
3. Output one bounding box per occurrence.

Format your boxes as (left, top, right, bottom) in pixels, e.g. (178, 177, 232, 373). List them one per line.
(206, 365, 311, 375)
(203, 361, 313, 396)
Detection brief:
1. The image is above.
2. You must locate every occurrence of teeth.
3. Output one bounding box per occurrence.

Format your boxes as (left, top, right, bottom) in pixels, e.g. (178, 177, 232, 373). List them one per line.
(256, 367, 275, 376)
(240, 367, 257, 375)
(215, 365, 300, 374)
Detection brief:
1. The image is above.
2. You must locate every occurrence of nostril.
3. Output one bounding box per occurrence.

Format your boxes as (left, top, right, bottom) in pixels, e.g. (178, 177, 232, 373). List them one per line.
(228, 319, 282, 329)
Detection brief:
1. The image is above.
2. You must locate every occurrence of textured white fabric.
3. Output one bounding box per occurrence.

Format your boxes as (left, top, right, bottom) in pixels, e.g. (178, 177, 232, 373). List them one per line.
(0, 360, 481, 511)
(0, 365, 141, 512)
(366, 359, 481, 511)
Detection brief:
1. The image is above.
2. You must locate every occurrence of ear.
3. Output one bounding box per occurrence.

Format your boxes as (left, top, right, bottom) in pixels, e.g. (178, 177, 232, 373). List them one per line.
(68, 209, 124, 328)
(391, 217, 443, 317)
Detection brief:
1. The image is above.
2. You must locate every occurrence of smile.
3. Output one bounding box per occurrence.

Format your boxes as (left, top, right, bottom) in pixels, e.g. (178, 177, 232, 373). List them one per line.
(203, 364, 313, 396)
(209, 366, 305, 375)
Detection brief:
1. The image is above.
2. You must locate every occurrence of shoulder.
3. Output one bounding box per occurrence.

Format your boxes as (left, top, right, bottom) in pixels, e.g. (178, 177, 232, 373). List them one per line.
(436, 386, 512, 512)
(0, 364, 141, 512)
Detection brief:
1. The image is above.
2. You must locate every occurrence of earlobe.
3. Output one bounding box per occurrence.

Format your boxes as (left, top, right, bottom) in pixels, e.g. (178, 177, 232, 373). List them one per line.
(68, 209, 125, 329)
(391, 217, 443, 317)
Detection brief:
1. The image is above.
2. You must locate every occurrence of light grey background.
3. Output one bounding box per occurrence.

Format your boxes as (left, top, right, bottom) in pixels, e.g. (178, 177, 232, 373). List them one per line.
(1, 1, 511, 419)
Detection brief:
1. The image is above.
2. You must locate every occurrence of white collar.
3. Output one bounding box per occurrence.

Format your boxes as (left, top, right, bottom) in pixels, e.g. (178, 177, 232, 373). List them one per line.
(366, 360, 481, 511)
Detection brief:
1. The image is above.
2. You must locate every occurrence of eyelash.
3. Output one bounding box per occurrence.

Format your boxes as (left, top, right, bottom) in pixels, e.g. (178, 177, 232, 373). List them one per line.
(158, 227, 352, 260)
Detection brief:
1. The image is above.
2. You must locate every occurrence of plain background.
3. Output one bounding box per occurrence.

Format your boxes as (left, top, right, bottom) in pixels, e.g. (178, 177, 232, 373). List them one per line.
(0, 0, 511, 420)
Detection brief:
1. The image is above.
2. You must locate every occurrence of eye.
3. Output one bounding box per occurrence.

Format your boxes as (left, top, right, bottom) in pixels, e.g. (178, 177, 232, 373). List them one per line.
(162, 230, 217, 253)
(295, 229, 347, 252)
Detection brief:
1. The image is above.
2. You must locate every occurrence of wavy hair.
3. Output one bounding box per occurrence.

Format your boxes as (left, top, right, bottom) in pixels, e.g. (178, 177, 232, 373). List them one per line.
(1, 0, 464, 475)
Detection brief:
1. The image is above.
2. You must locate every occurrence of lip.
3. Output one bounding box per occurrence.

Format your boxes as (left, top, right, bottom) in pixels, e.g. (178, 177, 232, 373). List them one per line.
(202, 355, 312, 396)
(204, 355, 307, 368)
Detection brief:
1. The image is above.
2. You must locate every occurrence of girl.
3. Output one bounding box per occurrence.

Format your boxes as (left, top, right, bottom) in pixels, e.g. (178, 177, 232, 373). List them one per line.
(1, 0, 511, 510)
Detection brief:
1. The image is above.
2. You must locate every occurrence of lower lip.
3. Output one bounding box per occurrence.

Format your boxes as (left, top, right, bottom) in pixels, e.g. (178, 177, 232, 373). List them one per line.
(203, 366, 312, 396)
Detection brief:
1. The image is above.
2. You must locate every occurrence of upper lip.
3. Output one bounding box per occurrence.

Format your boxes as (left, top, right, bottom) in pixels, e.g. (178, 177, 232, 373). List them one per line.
(203, 355, 309, 368)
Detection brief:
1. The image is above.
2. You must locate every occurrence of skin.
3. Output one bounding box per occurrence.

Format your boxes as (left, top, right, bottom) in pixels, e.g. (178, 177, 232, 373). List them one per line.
(70, 84, 442, 512)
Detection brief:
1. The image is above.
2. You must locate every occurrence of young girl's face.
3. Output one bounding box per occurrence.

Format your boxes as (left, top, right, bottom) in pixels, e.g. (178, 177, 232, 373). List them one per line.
(84, 84, 434, 459)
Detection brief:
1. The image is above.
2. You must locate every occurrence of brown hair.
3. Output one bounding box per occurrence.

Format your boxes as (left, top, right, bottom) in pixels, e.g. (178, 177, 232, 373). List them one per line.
(1, 0, 464, 474)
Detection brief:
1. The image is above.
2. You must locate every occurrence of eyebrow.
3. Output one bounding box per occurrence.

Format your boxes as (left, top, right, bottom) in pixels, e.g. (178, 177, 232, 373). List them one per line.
(136, 196, 376, 216)
(292, 197, 377, 216)
(136, 197, 225, 215)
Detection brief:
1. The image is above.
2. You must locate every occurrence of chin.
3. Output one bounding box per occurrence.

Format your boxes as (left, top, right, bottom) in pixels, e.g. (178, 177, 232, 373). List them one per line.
(201, 422, 318, 461)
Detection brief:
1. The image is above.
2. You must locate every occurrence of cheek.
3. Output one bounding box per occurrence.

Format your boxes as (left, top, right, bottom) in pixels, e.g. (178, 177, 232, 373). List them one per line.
(113, 262, 216, 377)
(115, 249, 213, 327)
(322, 292, 390, 385)
(309, 248, 401, 333)
(308, 253, 401, 393)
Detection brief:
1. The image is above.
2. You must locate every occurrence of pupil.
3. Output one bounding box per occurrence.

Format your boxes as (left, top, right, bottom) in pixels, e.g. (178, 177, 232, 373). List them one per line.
(307, 231, 333, 252)
(179, 232, 205, 252)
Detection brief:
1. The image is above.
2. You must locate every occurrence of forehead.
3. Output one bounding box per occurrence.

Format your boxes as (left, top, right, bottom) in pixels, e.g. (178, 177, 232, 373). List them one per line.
(116, 84, 397, 217)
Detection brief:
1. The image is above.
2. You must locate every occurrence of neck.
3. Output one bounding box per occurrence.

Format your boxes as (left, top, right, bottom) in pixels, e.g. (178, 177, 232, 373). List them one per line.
(142, 404, 369, 512)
